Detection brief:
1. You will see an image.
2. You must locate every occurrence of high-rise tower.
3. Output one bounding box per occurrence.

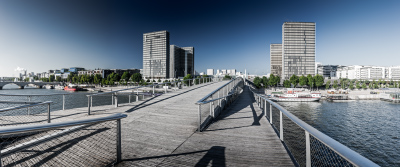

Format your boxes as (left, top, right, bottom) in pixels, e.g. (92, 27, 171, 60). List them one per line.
(143, 30, 170, 79)
(282, 22, 315, 80)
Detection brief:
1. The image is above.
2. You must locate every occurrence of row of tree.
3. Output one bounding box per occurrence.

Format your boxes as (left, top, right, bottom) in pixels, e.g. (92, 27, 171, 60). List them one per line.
(253, 74, 400, 90)
(37, 72, 215, 86)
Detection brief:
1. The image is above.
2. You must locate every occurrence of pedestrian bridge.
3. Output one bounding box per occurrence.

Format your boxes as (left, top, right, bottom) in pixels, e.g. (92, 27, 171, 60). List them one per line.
(0, 81, 60, 89)
(0, 78, 378, 166)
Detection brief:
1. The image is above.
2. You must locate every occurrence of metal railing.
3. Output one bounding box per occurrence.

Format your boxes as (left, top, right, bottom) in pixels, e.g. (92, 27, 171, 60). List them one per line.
(87, 77, 221, 115)
(246, 79, 378, 167)
(0, 101, 53, 126)
(196, 77, 244, 132)
(0, 93, 69, 111)
(0, 113, 127, 166)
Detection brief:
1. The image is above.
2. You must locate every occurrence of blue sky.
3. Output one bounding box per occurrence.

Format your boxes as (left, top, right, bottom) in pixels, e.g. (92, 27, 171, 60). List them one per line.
(0, 0, 399, 77)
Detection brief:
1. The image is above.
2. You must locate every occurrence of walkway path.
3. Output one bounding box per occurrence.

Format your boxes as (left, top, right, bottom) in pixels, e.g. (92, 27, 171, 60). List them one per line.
(118, 85, 293, 166)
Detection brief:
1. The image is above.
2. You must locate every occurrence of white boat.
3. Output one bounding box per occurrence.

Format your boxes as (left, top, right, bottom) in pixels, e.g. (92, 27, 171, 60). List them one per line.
(55, 85, 64, 90)
(270, 88, 321, 102)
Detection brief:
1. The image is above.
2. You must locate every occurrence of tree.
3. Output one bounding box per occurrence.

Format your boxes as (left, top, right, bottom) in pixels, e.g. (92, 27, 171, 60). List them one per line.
(262, 76, 269, 88)
(314, 74, 324, 91)
(325, 80, 331, 89)
(333, 80, 338, 90)
(56, 76, 61, 82)
(33, 76, 39, 80)
(362, 83, 367, 89)
(356, 81, 361, 89)
(94, 74, 102, 85)
(268, 74, 275, 87)
(224, 75, 231, 80)
(121, 72, 131, 82)
(289, 75, 299, 88)
(183, 74, 192, 85)
(253, 77, 262, 88)
(307, 74, 314, 90)
(131, 73, 142, 83)
(49, 75, 55, 82)
(349, 83, 354, 90)
(299, 75, 307, 88)
(283, 80, 291, 88)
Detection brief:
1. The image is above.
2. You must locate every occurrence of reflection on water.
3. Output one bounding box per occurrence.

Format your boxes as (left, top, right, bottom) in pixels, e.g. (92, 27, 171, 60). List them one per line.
(278, 100, 400, 167)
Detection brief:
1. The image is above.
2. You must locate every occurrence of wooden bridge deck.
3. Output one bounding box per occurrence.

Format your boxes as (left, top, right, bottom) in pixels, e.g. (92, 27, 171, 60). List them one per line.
(1, 81, 293, 166)
(117, 85, 293, 167)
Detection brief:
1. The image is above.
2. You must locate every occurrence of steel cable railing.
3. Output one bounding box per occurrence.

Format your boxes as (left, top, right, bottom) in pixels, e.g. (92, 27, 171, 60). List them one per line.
(196, 77, 244, 132)
(0, 101, 53, 126)
(0, 113, 127, 166)
(246, 79, 378, 167)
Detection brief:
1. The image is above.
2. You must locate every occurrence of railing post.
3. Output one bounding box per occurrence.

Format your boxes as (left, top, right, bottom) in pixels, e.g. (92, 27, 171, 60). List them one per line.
(63, 94, 65, 110)
(264, 99, 267, 116)
(210, 102, 212, 118)
(112, 94, 114, 105)
(129, 94, 131, 103)
(88, 96, 91, 115)
(212, 102, 215, 118)
(28, 96, 31, 115)
(91, 96, 93, 108)
(306, 131, 311, 167)
(270, 104, 272, 123)
(198, 104, 201, 132)
(153, 85, 155, 97)
(280, 110, 283, 141)
(115, 93, 118, 108)
(165, 83, 167, 93)
(116, 119, 122, 163)
(47, 103, 51, 123)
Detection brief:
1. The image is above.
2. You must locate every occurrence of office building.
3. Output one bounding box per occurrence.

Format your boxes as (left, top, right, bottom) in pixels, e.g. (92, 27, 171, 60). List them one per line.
(169, 45, 194, 78)
(143, 30, 170, 79)
(282, 22, 316, 80)
(316, 64, 339, 78)
(270, 44, 282, 76)
(207, 69, 214, 76)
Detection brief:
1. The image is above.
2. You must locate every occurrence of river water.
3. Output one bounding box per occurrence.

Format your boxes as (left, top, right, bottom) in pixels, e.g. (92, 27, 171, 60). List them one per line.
(277, 100, 399, 166)
(1, 85, 399, 166)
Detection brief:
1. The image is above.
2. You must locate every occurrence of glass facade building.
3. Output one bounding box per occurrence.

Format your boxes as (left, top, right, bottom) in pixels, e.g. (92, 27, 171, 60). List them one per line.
(282, 22, 316, 80)
(270, 44, 282, 77)
(170, 45, 194, 78)
(143, 30, 170, 79)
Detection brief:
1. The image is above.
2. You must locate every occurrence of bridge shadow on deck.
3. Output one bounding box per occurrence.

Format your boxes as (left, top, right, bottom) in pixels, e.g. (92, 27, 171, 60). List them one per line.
(121, 146, 226, 167)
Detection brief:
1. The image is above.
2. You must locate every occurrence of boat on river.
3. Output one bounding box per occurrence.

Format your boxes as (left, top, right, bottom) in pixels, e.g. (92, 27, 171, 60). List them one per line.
(270, 88, 321, 102)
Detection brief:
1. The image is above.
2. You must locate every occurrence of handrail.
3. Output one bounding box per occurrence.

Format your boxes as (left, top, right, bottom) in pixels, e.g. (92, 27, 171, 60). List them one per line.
(246, 79, 378, 167)
(87, 77, 214, 97)
(0, 101, 39, 104)
(0, 101, 52, 113)
(196, 93, 234, 104)
(0, 113, 127, 136)
(0, 93, 70, 96)
(197, 78, 240, 103)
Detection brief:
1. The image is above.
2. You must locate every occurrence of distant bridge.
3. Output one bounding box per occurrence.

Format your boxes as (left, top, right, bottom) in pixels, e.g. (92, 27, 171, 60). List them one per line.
(0, 82, 62, 89)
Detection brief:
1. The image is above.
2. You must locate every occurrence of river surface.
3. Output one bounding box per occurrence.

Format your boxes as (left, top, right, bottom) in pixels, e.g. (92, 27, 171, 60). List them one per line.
(1, 85, 399, 166)
(277, 100, 399, 167)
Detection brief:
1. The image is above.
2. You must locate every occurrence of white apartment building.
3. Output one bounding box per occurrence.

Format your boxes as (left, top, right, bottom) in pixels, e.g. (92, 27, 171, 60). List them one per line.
(207, 69, 214, 76)
(336, 65, 400, 80)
